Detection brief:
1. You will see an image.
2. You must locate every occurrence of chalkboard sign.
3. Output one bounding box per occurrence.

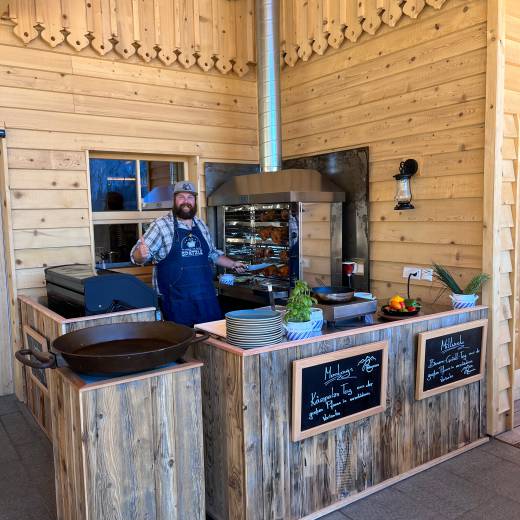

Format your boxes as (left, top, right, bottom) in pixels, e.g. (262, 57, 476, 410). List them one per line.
(416, 319, 487, 400)
(292, 341, 388, 441)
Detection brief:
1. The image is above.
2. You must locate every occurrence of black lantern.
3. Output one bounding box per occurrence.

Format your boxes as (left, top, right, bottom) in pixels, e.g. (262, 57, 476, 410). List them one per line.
(394, 159, 418, 210)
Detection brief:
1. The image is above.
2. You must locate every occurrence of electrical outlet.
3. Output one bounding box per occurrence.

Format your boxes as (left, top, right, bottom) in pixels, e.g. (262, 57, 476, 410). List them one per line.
(402, 266, 421, 279)
(421, 268, 433, 282)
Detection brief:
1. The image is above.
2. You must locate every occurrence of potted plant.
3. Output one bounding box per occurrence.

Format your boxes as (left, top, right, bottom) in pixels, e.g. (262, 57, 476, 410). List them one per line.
(432, 263, 489, 309)
(283, 280, 320, 340)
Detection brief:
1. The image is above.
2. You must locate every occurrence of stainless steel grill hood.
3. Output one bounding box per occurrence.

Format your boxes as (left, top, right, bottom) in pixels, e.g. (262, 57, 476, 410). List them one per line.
(208, 168, 345, 205)
(208, 0, 344, 207)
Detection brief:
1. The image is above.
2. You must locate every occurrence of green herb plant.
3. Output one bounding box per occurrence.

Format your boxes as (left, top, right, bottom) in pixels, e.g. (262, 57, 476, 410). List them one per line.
(284, 280, 317, 323)
(432, 263, 490, 295)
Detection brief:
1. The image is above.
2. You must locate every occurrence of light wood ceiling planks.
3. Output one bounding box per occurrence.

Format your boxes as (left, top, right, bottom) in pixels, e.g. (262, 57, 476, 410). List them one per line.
(4, 0, 449, 75)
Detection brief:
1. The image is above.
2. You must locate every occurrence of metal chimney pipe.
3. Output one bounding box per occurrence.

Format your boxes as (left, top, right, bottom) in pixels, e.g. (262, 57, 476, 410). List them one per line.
(255, 0, 282, 172)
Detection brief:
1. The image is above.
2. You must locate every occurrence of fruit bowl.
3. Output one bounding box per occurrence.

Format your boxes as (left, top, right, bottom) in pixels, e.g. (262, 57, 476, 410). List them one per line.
(381, 305, 420, 317)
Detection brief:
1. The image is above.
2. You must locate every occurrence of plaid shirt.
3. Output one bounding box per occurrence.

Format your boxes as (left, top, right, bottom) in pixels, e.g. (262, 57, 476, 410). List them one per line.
(130, 213, 223, 290)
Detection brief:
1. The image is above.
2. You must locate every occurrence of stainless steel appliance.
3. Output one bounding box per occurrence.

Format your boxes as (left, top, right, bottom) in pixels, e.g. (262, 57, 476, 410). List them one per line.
(212, 190, 343, 304)
(315, 298, 377, 327)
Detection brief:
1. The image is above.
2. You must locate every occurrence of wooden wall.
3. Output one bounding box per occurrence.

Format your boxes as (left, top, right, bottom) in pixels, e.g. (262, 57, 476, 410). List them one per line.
(3, 0, 450, 76)
(504, 1, 520, 367)
(281, 0, 486, 306)
(0, 18, 257, 396)
(0, 19, 256, 296)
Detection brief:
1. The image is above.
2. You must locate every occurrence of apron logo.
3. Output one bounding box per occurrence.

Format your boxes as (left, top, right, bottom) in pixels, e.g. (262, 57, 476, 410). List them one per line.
(181, 234, 203, 257)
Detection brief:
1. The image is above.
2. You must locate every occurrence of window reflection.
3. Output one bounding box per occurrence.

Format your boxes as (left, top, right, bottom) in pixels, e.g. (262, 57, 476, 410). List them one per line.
(94, 223, 139, 265)
(140, 160, 183, 200)
(90, 159, 137, 211)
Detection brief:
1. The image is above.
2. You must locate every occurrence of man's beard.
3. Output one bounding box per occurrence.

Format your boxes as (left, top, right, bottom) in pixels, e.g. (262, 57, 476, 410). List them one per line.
(174, 202, 197, 219)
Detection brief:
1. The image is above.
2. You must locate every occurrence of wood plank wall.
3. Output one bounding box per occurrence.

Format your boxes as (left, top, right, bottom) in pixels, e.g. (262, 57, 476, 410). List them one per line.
(0, 19, 257, 396)
(281, 0, 486, 306)
(483, 0, 510, 437)
(4, 0, 255, 76)
(0, 20, 257, 297)
(504, 1, 520, 405)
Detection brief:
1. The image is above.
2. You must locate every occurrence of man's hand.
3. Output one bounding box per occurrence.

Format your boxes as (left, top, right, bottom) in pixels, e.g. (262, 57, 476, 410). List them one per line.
(215, 256, 247, 272)
(232, 261, 247, 274)
(133, 239, 150, 264)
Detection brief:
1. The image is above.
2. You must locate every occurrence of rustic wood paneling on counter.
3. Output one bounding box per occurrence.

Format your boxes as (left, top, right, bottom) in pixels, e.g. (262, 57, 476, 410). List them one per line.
(18, 295, 156, 439)
(191, 307, 488, 520)
(50, 360, 205, 520)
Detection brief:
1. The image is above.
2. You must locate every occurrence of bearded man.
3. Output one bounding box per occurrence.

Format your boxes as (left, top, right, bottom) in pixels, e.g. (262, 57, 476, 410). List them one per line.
(131, 181, 245, 327)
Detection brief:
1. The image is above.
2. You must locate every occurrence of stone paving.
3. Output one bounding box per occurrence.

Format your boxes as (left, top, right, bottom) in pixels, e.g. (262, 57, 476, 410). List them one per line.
(2, 393, 520, 520)
(0, 395, 55, 520)
(324, 437, 520, 519)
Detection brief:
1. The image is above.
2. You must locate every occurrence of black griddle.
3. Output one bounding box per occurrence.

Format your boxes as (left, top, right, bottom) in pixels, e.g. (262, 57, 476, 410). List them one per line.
(45, 264, 157, 318)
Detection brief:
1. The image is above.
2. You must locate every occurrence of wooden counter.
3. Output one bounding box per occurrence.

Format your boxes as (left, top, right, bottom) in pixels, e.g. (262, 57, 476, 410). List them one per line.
(50, 360, 205, 520)
(18, 295, 206, 520)
(18, 295, 156, 438)
(192, 306, 489, 520)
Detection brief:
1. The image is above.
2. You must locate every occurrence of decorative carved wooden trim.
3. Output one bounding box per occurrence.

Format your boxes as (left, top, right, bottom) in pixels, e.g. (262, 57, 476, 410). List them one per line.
(281, 0, 449, 67)
(6, 0, 255, 76)
(6, 0, 451, 75)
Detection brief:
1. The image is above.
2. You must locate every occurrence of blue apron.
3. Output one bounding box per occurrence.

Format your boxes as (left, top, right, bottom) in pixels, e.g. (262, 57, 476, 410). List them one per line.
(157, 218, 222, 327)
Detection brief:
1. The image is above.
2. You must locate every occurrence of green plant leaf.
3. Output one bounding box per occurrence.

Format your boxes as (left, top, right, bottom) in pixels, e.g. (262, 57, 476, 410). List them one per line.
(284, 280, 316, 323)
(463, 273, 490, 295)
(431, 263, 463, 294)
(431, 262, 489, 296)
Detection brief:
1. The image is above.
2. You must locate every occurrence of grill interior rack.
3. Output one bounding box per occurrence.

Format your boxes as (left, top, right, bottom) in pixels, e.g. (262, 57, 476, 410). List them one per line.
(221, 203, 293, 300)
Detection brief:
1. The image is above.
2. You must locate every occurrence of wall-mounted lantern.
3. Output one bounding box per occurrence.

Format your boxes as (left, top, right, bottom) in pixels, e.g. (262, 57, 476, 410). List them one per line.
(394, 158, 418, 210)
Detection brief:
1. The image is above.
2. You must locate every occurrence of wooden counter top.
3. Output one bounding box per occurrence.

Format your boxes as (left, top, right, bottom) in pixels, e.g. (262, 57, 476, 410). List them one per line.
(56, 358, 203, 391)
(195, 304, 488, 357)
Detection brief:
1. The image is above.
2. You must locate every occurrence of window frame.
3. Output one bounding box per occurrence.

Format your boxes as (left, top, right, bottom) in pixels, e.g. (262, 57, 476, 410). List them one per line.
(87, 152, 191, 266)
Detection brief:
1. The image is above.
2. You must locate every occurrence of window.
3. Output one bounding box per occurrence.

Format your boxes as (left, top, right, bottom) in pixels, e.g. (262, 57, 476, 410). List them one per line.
(94, 223, 140, 265)
(89, 155, 187, 266)
(90, 159, 138, 212)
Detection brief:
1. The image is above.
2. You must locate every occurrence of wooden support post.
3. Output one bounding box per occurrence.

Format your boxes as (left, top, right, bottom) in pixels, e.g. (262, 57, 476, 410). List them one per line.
(0, 126, 18, 397)
(483, 0, 507, 434)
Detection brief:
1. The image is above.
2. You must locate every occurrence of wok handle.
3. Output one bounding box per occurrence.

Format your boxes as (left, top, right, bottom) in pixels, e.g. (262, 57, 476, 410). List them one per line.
(15, 348, 57, 370)
(190, 332, 210, 345)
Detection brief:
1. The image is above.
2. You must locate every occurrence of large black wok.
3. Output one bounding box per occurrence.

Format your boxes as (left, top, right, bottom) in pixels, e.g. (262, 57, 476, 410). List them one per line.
(311, 286, 355, 303)
(15, 321, 208, 375)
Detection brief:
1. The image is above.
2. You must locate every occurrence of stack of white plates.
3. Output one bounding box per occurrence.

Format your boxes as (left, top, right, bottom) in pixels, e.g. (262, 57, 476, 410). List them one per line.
(225, 309, 283, 348)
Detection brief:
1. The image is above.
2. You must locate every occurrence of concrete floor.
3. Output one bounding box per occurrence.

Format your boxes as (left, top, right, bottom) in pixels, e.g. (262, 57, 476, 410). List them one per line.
(2, 394, 520, 520)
